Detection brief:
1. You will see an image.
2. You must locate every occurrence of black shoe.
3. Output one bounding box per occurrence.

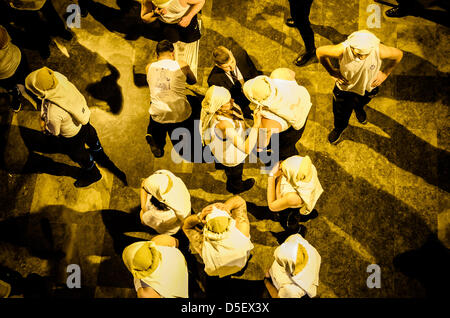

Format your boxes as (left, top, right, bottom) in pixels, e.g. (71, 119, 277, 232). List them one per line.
(58, 28, 73, 41)
(294, 50, 316, 67)
(286, 18, 295, 27)
(355, 109, 367, 124)
(226, 178, 255, 194)
(385, 6, 408, 18)
(146, 134, 164, 158)
(10, 86, 22, 112)
(328, 128, 343, 145)
(299, 209, 319, 222)
(74, 167, 102, 188)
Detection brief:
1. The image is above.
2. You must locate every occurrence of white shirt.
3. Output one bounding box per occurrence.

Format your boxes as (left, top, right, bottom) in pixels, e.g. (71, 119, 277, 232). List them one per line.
(147, 59, 192, 124)
(337, 42, 382, 96)
(41, 101, 82, 138)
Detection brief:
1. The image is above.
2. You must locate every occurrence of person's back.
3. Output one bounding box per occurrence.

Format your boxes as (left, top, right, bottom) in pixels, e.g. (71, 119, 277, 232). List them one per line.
(147, 58, 191, 123)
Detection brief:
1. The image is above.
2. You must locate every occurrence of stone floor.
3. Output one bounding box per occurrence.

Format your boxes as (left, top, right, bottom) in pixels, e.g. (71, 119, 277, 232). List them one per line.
(0, 0, 449, 298)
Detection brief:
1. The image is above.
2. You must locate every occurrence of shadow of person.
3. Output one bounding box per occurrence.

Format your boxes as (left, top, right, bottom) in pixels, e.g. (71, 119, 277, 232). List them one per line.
(100, 207, 155, 254)
(311, 24, 348, 44)
(81, 0, 162, 42)
(393, 234, 450, 298)
(2, 0, 73, 59)
(2, 125, 83, 179)
(385, 51, 450, 105)
(0, 265, 56, 298)
(86, 64, 123, 115)
(344, 106, 450, 192)
(297, 143, 436, 297)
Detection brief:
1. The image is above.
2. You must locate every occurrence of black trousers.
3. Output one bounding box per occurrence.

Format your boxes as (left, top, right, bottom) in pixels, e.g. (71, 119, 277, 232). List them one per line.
(146, 114, 193, 150)
(215, 161, 244, 187)
(0, 48, 30, 90)
(157, 15, 201, 43)
(61, 122, 101, 171)
(332, 85, 378, 131)
(288, 0, 315, 52)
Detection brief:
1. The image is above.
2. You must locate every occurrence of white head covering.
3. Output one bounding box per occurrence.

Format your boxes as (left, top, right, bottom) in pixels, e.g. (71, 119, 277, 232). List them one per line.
(281, 156, 324, 214)
(142, 170, 191, 219)
(123, 241, 189, 298)
(346, 30, 380, 55)
(200, 86, 231, 145)
(243, 75, 276, 108)
(25, 68, 90, 125)
(270, 234, 321, 298)
(201, 206, 254, 277)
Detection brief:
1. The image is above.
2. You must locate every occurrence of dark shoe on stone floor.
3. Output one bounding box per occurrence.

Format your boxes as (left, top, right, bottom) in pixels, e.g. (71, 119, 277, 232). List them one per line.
(146, 134, 164, 158)
(57, 28, 74, 41)
(385, 6, 409, 18)
(294, 50, 316, 67)
(328, 128, 344, 145)
(74, 168, 102, 188)
(286, 18, 295, 27)
(299, 209, 319, 222)
(226, 178, 255, 194)
(355, 109, 367, 124)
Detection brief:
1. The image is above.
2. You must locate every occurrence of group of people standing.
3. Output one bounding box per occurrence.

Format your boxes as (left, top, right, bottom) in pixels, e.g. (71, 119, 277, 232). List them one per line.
(0, 0, 404, 298)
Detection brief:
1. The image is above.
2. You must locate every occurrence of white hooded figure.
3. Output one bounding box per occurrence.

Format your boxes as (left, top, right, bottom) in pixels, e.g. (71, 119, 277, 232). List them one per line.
(269, 234, 321, 298)
(201, 206, 254, 277)
(243, 68, 312, 132)
(140, 170, 191, 235)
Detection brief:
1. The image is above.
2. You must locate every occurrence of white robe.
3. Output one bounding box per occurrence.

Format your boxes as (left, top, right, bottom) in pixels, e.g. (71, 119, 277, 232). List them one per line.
(269, 234, 321, 298)
(201, 219, 254, 277)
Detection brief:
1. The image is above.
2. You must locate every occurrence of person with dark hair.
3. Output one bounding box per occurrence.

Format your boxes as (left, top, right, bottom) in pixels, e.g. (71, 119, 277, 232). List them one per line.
(145, 40, 197, 158)
(25, 67, 106, 187)
(0, 25, 30, 112)
(316, 30, 403, 144)
(140, 0, 204, 44)
(207, 45, 260, 119)
(139, 169, 191, 235)
(285, 0, 316, 67)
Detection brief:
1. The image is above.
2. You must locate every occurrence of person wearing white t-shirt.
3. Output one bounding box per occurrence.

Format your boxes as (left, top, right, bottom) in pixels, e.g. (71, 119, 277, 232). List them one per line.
(316, 30, 403, 145)
(145, 40, 197, 158)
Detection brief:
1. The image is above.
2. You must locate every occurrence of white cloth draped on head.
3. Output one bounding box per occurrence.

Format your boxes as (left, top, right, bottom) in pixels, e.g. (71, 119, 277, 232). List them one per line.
(201, 207, 254, 277)
(270, 234, 321, 298)
(243, 73, 311, 130)
(200, 86, 232, 146)
(346, 30, 380, 55)
(123, 241, 189, 298)
(25, 69, 90, 125)
(281, 155, 324, 214)
(142, 169, 191, 219)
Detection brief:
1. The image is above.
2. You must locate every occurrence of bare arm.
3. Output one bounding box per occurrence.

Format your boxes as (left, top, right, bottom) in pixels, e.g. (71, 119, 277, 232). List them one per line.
(178, 0, 205, 27)
(139, 181, 149, 224)
(178, 60, 197, 85)
(267, 163, 303, 212)
(140, 0, 157, 23)
(316, 43, 348, 85)
(217, 111, 262, 154)
(151, 234, 179, 248)
(224, 196, 250, 237)
(372, 44, 403, 87)
(137, 287, 162, 298)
